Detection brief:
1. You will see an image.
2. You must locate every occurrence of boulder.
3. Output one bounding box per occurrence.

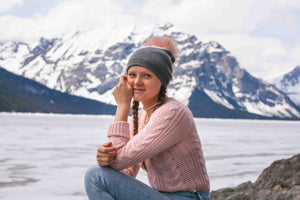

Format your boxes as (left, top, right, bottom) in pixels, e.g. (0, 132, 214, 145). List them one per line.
(211, 154, 300, 200)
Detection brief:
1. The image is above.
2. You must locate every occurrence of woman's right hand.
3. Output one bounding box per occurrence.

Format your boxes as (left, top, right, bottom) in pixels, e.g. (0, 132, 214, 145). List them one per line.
(112, 75, 132, 107)
(96, 142, 116, 166)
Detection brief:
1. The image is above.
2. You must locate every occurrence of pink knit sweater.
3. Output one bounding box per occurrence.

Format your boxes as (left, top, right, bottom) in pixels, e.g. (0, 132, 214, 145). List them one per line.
(107, 98, 210, 192)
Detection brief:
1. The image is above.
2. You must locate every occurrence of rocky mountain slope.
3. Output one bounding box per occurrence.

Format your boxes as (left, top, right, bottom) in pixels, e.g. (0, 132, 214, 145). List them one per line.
(273, 66, 300, 107)
(0, 23, 299, 119)
(0, 67, 116, 114)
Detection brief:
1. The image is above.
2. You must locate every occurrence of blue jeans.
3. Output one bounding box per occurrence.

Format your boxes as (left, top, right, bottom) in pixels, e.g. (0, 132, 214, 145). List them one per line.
(84, 165, 210, 200)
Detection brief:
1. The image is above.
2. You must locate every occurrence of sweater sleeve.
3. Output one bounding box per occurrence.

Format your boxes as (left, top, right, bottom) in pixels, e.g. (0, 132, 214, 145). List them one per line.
(120, 164, 141, 178)
(117, 121, 141, 178)
(108, 102, 191, 170)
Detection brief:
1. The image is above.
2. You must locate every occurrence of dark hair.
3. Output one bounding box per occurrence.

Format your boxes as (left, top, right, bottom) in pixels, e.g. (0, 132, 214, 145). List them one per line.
(132, 85, 167, 170)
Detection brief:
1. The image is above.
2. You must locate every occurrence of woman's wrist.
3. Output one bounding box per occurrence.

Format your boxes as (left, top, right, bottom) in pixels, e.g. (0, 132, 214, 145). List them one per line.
(114, 103, 131, 122)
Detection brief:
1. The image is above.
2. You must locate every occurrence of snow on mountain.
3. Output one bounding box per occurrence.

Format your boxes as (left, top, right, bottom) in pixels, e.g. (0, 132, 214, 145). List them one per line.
(0, 41, 31, 72)
(0, 23, 299, 119)
(273, 66, 300, 107)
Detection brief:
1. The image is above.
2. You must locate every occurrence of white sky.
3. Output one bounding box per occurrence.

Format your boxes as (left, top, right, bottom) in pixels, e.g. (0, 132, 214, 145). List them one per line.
(0, 0, 299, 81)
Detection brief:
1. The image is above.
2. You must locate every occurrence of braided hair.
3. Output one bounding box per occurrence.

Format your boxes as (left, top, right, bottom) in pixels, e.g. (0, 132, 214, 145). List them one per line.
(132, 85, 167, 170)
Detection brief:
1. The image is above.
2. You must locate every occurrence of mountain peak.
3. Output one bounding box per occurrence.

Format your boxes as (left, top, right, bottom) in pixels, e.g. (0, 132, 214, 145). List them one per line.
(281, 65, 300, 86)
(293, 65, 300, 73)
(1, 24, 299, 119)
(274, 65, 300, 106)
(159, 23, 174, 30)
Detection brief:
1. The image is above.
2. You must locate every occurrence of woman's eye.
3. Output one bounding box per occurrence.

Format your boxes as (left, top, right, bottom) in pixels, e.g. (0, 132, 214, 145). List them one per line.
(128, 73, 136, 77)
(144, 74, 151, 78)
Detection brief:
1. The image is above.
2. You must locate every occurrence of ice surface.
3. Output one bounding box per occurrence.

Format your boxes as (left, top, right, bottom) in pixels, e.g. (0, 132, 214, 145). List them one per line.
(0, 113, 299, 199)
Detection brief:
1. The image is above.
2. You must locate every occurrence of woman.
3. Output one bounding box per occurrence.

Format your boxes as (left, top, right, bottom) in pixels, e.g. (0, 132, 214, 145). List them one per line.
(85, 36, 210, 200)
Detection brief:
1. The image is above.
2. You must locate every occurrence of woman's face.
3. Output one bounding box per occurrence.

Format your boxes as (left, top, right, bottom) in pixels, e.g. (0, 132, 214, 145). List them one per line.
(127, 66, 162, 107)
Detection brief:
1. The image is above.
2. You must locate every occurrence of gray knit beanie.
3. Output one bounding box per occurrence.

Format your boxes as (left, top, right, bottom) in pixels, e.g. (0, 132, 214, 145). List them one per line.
(126, 46, 175, 86)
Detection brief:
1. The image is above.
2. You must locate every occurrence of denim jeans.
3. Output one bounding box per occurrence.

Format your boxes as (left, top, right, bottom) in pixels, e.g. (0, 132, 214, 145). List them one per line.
(84, 165, 210, 200)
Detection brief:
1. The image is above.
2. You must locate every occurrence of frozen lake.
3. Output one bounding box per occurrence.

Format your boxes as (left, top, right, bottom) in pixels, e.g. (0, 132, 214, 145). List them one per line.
(0, 113, 299, 199)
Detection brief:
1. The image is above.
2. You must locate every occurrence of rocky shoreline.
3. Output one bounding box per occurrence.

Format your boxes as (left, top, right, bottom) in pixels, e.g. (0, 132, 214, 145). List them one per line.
(211, 154, 300, 200)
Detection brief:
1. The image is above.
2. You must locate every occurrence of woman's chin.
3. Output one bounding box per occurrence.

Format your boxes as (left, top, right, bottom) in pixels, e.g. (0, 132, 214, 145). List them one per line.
(133, 97, 142, 102)
(133, 95, 143, 102)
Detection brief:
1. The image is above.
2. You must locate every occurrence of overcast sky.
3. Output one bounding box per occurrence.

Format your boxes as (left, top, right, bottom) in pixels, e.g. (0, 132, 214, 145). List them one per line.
(0, 0, 299, 81)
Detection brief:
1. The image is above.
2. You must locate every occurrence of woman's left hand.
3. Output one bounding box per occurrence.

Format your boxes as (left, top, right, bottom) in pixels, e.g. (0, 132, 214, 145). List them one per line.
(96, 142, 116, 166)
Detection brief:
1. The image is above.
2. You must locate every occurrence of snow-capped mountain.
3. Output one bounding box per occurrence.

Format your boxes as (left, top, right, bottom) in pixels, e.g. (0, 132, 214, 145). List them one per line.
(0, 23, 299, 119)
(0, 67, 116, 114)
(273, 66, 300, 107)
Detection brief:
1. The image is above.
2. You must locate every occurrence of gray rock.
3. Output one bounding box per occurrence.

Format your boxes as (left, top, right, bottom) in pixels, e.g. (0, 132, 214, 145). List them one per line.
(211, 154, 300, 200)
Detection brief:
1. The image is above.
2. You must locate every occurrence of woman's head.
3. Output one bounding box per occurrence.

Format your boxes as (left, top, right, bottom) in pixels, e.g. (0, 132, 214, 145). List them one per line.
(126, 36, 178, 106)
(127, 46, 174, 86)
(127, 36, 179, 87)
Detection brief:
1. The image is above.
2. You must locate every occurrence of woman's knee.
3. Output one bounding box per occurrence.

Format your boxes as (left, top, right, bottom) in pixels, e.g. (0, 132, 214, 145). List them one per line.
(85, 165, 102, 185)
(85, 165, 114, 183)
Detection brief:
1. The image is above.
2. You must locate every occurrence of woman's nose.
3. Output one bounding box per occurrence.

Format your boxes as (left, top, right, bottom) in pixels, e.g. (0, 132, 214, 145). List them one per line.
(134, 76, 143, 85)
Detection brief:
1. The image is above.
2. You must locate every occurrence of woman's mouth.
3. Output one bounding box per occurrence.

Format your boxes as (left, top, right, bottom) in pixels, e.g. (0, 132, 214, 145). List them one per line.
(134, 88, 146, 93)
